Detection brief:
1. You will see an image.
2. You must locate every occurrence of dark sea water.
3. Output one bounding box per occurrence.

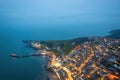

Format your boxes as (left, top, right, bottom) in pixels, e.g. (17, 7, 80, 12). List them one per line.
(0, 37, 50, 80)
(0, 25, 119, 80)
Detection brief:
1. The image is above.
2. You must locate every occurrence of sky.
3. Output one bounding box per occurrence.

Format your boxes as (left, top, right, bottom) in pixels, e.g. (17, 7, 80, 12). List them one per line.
(0, 0, 120, 36)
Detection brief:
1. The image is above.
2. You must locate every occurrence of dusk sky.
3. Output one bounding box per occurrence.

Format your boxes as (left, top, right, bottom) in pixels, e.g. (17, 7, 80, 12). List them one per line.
(0, 0, 120, 26)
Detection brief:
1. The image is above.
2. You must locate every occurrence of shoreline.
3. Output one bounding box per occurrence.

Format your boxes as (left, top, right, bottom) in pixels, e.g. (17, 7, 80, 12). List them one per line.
(22, 36, 120, 80)
(10, 30, 120, 80)
(10, 50, 59, 80)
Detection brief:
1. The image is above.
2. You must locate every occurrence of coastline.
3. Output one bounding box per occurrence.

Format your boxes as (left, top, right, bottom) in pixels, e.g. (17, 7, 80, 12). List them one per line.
(10, 29, 120, 80)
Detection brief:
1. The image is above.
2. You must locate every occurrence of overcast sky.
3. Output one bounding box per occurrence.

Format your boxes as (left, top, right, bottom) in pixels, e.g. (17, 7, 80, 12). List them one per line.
(0, 0, 120, 29)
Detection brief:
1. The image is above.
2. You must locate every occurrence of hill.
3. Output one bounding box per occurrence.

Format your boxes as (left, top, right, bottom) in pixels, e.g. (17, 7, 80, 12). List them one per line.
(23, 29, 120, 56)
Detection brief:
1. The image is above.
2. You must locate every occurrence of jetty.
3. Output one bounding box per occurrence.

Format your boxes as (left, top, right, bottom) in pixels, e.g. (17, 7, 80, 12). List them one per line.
(10, 54, 30, 58)
(10, 51, 53, 58)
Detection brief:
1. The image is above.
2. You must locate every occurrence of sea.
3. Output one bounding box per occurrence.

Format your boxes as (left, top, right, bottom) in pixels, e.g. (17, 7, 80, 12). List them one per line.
(0, 24, 119, 80)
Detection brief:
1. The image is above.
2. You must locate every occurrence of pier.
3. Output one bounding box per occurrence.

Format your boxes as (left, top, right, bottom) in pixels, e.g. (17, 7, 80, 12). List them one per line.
(10, 51, 52, 58)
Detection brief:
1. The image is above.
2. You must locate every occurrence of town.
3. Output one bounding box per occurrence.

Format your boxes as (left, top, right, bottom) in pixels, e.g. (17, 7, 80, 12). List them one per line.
(11, 37, 120, 80)
(24, 37, 120, 80)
